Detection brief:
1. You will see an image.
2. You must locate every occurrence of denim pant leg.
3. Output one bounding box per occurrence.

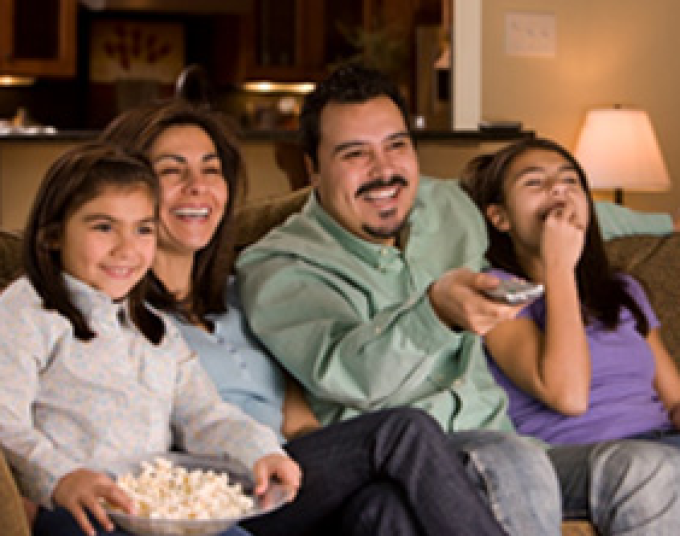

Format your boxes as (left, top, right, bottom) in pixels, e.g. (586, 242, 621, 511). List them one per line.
(243, 407, 505, 536)
(337, 481, 422, 536)
(550, 440, 680, 536)
(447, 429, 562, 536)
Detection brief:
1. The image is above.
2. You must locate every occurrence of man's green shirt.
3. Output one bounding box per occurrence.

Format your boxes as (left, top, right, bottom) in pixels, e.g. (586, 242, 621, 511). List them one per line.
(236, 177, 671, 434)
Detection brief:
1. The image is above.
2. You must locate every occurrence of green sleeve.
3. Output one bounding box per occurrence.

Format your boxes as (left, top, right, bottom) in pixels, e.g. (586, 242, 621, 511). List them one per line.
(595, 201, 673, 240)
(237, 254, 460, 413)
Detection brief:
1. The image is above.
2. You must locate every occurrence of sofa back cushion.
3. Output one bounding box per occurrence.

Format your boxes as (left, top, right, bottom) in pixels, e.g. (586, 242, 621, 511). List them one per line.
(605, 233, 680, 366)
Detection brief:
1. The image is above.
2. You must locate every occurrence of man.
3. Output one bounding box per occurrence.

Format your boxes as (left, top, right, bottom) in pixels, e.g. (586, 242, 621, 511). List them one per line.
(237, 64, 679, 535)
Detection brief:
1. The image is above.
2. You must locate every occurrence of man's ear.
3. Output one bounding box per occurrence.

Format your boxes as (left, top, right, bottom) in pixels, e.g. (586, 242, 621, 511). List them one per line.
(304, 155, 319, 187)
(486, 204, 511, 232)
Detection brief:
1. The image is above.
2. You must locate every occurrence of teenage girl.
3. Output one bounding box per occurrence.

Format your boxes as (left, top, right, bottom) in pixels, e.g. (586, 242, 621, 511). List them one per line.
(461, 137, 680, 447)
(0, 142, 300, 536)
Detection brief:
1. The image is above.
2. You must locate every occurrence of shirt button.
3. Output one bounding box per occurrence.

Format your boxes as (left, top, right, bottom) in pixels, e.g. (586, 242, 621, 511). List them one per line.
(453, 378, 465, 388)
(374, 326, 382, 335)
(380, 248, 388, 256)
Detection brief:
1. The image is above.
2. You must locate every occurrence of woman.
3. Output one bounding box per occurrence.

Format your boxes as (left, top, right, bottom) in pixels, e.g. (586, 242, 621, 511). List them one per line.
(100, 99, 508, 536)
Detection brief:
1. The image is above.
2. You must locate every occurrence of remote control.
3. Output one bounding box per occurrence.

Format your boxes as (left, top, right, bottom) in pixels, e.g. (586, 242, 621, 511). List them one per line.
(483, 279, 544, 305)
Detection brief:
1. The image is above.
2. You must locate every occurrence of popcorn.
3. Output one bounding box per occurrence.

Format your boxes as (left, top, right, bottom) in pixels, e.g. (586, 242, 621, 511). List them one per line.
(116, 457, 255, 520)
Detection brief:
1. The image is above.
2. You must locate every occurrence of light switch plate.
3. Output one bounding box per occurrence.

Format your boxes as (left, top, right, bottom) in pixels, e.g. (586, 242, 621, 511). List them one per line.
(505, 11, 556, 57)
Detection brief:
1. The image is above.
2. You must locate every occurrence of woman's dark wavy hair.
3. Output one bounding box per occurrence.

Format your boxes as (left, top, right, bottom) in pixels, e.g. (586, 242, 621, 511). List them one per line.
(299, 63, 411, 171)
(460, 137, 649, 334)
(100, 99, 245, 324)
(23, 141, 165, 343)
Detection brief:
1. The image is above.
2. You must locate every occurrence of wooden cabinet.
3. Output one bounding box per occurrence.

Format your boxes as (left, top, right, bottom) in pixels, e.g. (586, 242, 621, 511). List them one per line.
(215, 0, 438, 84)
(0, 0, 77, 77)
(228, 0, 356, 83)
(208, 0, 441, 111)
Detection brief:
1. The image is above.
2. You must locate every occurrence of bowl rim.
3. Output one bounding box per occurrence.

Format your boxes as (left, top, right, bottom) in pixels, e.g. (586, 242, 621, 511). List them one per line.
(104, 451, 289, 527)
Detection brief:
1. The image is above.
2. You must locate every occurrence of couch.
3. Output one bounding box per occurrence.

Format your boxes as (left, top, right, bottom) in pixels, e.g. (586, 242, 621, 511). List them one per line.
(1, 186, 679, 536)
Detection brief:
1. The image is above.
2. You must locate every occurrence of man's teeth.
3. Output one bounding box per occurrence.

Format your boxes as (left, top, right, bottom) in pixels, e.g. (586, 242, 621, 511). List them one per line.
(173, 207, 209, 217)
(365, 187, 398, 200)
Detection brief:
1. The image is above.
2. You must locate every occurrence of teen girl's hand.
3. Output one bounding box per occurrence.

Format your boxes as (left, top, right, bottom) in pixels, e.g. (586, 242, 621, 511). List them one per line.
(540, 200, 586, 274)
(52, 468, 134, 536)
(252, 453, 302, 505)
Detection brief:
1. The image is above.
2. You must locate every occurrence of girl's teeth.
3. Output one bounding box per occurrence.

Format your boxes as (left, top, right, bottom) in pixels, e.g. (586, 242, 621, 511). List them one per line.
(108, 267, 132, 277)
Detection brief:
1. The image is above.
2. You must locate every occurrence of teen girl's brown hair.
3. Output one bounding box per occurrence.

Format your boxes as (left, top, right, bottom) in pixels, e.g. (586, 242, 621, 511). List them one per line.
(461, 137, 649, 334)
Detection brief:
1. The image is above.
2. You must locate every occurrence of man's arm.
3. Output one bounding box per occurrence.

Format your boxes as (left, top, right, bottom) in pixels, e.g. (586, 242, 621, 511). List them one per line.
(595, 201, 674, 240)
(237, 254, 461, 413)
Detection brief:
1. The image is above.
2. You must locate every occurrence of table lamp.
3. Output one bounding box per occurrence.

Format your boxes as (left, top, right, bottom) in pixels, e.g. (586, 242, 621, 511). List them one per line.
(573, 107, 670, 204)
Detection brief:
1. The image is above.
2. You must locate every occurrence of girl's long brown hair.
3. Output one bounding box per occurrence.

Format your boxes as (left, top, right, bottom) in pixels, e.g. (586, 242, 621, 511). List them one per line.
(461, 137, 649, 334)
(23, 141, 164, 343)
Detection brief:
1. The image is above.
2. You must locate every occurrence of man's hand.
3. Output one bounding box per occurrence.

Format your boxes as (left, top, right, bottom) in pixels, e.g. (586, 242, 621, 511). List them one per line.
(428, 268, 524, 335)
(53, 468, 134, 536)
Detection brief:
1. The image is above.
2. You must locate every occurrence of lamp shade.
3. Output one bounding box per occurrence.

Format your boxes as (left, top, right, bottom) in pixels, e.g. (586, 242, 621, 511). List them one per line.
(573, 108, 670, 192)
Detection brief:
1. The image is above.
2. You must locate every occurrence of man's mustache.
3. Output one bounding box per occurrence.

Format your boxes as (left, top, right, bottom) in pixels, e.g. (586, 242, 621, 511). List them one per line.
(355, 175, 408, 198)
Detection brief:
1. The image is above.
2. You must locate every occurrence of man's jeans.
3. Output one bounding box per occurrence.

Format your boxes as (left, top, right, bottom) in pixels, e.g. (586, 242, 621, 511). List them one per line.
(450, 431, 680, 536)
(448, 429, 562, 535)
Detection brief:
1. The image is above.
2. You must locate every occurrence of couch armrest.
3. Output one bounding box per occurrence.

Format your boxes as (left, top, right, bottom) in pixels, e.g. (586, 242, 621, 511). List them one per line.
(0, 451, 30, 536)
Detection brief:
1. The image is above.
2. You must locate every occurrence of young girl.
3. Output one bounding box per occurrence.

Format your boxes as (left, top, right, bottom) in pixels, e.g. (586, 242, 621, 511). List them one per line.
(461, 137, 680, 447)
(0, 142, 300, 536)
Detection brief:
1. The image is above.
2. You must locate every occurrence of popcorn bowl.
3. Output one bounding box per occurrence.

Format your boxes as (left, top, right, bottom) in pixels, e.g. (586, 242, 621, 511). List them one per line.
(105, 452, 291, 536)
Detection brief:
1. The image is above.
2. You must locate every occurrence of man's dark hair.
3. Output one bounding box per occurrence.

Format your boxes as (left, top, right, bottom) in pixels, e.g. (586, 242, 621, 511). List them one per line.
(299, 64, 411, 171)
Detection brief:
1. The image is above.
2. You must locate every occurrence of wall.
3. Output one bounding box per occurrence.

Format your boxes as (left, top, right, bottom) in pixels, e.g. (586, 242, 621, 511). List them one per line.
(0, 137, 510, 230)
(0, 140, 292, 231)
(480, 0, 679, 213)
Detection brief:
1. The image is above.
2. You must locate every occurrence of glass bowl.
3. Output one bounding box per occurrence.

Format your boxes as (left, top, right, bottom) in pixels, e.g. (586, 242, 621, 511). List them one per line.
(105, 452, 290, 536)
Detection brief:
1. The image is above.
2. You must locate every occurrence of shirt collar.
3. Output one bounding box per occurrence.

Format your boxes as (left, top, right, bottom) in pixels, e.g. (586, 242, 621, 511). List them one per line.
(304, 182, 429, 265)
(63, 274, 129, 330)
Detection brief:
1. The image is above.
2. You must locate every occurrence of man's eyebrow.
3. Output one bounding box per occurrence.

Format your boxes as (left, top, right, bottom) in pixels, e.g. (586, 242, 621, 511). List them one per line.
(332, 131, 411, 157)
(332, 140, 366, 157)
(386, 131, 411, 142)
